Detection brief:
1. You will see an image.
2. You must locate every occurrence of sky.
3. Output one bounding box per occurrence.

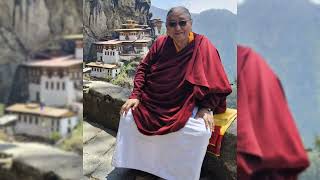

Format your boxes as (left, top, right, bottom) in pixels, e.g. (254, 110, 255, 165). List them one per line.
(238, 0, 320, 5)
(151, 0, 319, 14)
(151, 0, 237, 14)
(310, 0, 320, 4)
(237, 0, 245, 4)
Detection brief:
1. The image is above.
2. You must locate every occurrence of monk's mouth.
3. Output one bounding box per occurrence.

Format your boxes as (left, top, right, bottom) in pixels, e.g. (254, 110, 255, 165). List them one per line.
(174, 32, 184, 35)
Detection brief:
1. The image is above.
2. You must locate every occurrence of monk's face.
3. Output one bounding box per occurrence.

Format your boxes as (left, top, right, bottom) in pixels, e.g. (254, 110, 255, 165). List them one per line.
(166, 10, 192, 43)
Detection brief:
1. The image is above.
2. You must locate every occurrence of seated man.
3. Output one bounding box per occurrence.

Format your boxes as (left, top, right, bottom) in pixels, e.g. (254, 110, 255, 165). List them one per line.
(112, 6, 232, 180)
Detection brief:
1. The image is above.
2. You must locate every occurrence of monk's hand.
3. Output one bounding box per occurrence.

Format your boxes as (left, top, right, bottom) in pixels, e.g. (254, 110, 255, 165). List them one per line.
(120, 99, 140, 117)
(195, 108, 214, 132)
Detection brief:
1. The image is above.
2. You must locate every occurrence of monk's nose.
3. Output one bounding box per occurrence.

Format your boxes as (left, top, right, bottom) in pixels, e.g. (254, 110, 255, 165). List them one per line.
(175, 24, 182, 31)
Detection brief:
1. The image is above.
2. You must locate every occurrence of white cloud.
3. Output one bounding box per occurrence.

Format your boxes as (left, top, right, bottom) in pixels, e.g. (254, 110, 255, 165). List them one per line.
(238, 0, 246, 5)
(181, 0, 237, 14)
(310, 0, 320, 4)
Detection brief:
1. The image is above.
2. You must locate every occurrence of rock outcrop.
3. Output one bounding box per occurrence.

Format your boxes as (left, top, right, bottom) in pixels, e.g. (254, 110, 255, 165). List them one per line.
(83, 0, 152, 61)
(0, 141, 82, 180)
(84, 81, 131, 131)
(0, 0, 82, 103)
(84, 81, 237, 179)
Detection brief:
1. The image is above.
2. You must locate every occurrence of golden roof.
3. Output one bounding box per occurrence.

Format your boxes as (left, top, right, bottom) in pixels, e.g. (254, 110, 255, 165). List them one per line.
(26, 56, 82, 68)
(151, 18, 164, 22)
(114, 28, 145, 31)
(125, 20, 137, 23)
(63, 34, 83, 40)
(86, 62, 119, 69)
(94, 40, 122, 45)
(5, 103, 75, 118)
(119, 39, 151, 43)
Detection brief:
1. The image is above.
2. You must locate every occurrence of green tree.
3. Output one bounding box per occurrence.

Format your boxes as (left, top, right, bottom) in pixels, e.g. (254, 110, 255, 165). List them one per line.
(314, 135, 320, 152)
(0, 103, 4, 116)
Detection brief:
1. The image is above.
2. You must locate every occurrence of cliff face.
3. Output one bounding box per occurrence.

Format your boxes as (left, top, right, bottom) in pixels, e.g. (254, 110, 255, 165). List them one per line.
(83, 0, 151, 61)
(0, 0, 82, 103)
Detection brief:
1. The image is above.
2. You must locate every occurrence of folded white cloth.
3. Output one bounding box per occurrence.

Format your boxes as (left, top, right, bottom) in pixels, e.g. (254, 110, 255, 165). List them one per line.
(112, 107, 211, 180)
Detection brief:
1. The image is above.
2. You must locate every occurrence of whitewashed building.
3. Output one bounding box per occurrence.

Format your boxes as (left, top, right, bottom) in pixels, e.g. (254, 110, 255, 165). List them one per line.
(120, 39, 150, 55)
(5, 103, 78, 138)
(25, 56, 82, 107)
(93, 20, 152, 64)
(75, 39, 83, 60)
(86, 62, 120, 79)
(116, 20, 149, 41)
(63, 34, 83, 60)
(0, 115, 17, 136)
(136, 24, 152, 38)
(117, 29, 144, 41)
(151, 18, 166, 37)
(94, 40, 122, 64)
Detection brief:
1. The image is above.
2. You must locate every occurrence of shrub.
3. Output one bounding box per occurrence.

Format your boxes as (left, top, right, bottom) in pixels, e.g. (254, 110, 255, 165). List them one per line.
(60, 121, 83, 154)
(50, 132, 61, 142)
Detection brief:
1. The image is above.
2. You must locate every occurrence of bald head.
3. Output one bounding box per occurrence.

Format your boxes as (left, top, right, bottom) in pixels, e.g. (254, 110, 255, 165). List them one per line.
(166, 6, 192, 21)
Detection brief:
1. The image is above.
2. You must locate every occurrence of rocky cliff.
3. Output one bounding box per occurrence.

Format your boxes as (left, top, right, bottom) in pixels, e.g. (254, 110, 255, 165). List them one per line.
(83, 0, 151, 61)
(0, 0, 82, 103)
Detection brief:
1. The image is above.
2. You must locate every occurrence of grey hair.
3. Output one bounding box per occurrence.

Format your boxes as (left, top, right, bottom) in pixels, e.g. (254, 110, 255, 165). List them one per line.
(166, 6, 192, 20)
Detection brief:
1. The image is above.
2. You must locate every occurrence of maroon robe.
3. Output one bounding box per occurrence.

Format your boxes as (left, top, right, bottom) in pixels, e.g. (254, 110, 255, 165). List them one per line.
(129, 33, 232, 135)
(237, 46, 310, 179)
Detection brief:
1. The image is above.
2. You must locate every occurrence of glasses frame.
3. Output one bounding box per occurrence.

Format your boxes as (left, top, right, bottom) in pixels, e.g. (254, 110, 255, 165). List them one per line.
(166, 19, 192, 28)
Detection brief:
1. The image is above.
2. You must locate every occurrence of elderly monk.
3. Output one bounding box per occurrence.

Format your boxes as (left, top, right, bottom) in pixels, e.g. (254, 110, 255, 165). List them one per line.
(112, 6, 232, 180)
(237, 46, 310, 180)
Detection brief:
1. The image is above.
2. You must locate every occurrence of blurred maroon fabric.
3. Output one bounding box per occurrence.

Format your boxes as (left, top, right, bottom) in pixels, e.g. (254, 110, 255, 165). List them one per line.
(237, 46, 310, 179)
(129, 34, 232, 135)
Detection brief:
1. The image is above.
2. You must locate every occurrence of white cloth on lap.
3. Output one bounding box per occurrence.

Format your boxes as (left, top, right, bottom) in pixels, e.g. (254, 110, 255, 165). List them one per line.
(112, 107, 211, 180)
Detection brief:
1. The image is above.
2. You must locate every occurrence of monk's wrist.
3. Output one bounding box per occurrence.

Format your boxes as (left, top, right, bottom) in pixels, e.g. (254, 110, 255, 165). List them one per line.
(200, 107, 211, 112)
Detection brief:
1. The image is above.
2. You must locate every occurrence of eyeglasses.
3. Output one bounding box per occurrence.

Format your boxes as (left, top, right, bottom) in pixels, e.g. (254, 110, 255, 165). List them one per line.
(166, 19, 191, 28)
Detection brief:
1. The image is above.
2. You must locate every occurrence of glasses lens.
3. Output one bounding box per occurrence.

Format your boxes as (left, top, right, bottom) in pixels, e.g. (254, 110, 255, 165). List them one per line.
(178, 21, 187, 27)
(168, 22, 177, 27)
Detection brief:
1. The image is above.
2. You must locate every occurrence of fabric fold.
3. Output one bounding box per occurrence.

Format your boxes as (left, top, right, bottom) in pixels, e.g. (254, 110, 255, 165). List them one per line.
(130, 33, 232, 135)
(237, 45, 309, 179)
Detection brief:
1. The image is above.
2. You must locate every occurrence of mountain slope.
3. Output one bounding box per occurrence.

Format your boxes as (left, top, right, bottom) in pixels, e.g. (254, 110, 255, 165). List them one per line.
(238, 0, 320, 148)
